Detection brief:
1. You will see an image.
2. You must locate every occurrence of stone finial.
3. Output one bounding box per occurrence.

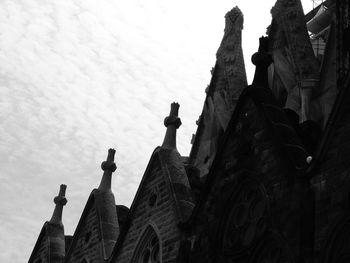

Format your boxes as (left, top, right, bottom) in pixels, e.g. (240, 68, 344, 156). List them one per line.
(164, 102, 182, 128)
(98, 148, 117, 192)
(251, 36, 273, 87)
(101, 148, 117, 172)
(54, 184, 68, 206)
(162, 103, 182, 149)
(50, 184, 67, 225)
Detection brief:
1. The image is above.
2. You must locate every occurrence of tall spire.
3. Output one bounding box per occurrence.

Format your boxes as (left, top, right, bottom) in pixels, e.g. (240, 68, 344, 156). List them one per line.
(50, 184, 67, 225)
(162, 102, 182, 149)
(98, 148, 117, 192)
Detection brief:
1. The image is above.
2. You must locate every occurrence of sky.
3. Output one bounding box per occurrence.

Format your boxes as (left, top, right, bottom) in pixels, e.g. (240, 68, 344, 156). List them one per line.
(0, 0, 314, 261)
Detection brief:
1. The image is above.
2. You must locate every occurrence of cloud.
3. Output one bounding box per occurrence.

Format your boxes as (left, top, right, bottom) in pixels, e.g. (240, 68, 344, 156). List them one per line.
(0, 0, 314, 261)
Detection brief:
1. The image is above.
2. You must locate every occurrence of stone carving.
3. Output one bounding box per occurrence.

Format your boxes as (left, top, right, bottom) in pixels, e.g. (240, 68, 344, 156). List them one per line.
(162, 102, 181, 149)
(218, 174, 294, 263)
(98, 148, 117, 191)
(50, 184, 67, 225)
(190, 6, 247, 178)
(164, 102, 182, 128)
(268, 0, 320, 122)
(101, 148, 117, 172)
(221, 179, 268, 254)
(216, 6, 247, 116)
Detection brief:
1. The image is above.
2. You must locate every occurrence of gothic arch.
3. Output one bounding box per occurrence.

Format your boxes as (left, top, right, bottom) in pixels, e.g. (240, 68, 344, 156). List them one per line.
(131, 221, 162, 263)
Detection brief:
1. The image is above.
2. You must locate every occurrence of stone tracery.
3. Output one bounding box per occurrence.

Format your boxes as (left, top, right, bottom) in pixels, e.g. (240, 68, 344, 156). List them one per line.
(131, 225, 161, 263)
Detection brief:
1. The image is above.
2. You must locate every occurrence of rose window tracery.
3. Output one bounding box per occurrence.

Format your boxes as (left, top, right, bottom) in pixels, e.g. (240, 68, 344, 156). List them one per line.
(214, 173, 294, 262)
(221, 179, 268, 254)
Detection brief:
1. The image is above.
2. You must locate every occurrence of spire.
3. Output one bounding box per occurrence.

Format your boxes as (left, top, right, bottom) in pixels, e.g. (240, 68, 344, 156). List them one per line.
(217, 6, 244, 60)
(98, 148, 117, 192)
(96, 148, 120, 259)
(50, 184, 67, 225)
(162, 102, 182, 149)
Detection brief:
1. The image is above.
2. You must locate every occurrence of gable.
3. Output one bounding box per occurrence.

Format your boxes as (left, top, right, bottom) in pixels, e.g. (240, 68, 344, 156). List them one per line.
(65, 196, 101, 263)
(157, 148, 194, 222)
(28, 224, 49, 263)
(112, 150, 183, 262)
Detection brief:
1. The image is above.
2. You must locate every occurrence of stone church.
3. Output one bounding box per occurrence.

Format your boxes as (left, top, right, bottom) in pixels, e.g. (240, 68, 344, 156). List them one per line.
(28, 0, 350, 262)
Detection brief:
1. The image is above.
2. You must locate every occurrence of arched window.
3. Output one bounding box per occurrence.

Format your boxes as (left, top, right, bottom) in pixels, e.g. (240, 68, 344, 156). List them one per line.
(131, 224, 161, 263)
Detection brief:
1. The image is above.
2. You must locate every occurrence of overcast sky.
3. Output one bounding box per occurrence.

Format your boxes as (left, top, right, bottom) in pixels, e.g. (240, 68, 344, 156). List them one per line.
(0, 0, 314, 261)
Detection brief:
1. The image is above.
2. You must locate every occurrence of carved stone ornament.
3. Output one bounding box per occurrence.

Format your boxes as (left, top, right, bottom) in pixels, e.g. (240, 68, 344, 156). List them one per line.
(101, 148, 117, 172)
(164, 102, 182, 128)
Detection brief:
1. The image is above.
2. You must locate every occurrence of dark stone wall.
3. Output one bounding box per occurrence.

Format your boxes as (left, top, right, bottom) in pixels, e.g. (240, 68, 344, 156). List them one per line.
(47, 223, 66, 263)
(114, 155, 182, 263)
(65, 204, 102, 263)
(311, 76, 350, 263)
(187, 92, 311, 263)
(30, 231, 48, 263)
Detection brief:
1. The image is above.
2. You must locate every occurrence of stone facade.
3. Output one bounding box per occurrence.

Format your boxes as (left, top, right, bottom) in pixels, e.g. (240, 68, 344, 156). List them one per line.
(28, 0, 350, 262)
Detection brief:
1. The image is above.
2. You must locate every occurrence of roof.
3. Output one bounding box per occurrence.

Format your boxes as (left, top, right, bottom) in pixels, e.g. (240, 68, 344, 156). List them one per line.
(28, 222, 48, 263)
(64, 188, 119, 261)
(109, 146, 194, 261)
